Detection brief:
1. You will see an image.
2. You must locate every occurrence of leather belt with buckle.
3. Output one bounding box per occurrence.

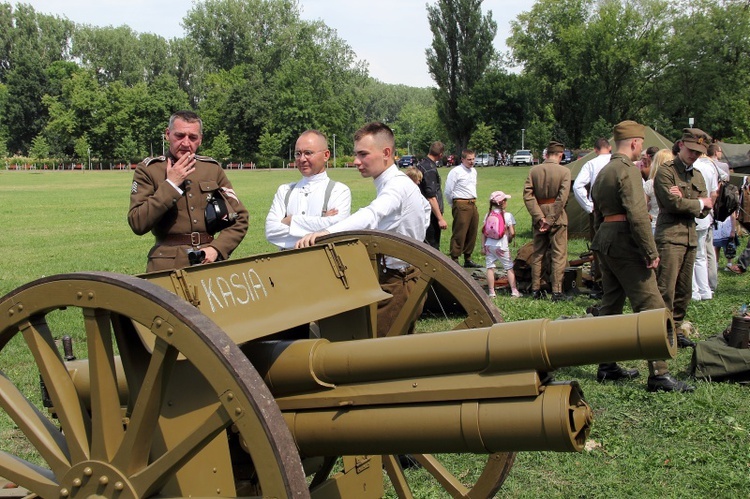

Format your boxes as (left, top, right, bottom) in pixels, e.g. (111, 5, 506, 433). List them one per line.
(159, 232, 214, 247)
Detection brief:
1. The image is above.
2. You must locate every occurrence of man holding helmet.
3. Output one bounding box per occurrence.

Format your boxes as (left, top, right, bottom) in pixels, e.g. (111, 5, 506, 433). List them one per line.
(128, 110, 249, 272)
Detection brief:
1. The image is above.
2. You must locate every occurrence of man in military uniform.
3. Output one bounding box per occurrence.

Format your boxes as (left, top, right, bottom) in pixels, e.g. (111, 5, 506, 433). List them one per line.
(416, 141, 448, 250)
(654, 129, 714, 348)
(591, 120, 693, 392)
(523, 141, 570, 301)
(128, 110, 249, 272)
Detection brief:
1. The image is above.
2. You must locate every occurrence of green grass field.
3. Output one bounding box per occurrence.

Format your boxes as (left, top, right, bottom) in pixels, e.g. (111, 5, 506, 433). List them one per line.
(0, 167, 748, 497)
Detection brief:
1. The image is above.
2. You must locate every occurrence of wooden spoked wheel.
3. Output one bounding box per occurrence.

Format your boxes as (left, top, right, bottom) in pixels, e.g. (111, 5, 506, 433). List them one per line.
(0, 272, 308, 498)
(317, 231, 517, 498)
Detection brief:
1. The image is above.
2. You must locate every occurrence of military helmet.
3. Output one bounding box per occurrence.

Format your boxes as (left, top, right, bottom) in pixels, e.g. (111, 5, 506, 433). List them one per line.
(205, 189, 238, 234)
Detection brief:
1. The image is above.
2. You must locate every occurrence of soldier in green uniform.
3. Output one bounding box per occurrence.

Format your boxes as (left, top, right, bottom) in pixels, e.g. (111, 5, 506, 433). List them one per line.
(128, 110, 249, 272)
(523, 141, 570, 301)
(654, 129, 714, 348)
(591, 120, 693, 392)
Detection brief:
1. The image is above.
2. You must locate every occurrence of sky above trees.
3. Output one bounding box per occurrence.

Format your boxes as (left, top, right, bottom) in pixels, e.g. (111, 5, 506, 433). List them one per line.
(19, 0, 528, 88)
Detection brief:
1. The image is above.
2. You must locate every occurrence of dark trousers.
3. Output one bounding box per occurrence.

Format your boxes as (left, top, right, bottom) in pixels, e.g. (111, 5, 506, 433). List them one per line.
(450, 200, 478, 260)
(425, 211, 442, 250)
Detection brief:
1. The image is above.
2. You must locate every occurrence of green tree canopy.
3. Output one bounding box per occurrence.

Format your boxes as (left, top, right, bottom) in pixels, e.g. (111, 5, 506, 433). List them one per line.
(468, 122, 496, 155)
(426, 0, 497, 150)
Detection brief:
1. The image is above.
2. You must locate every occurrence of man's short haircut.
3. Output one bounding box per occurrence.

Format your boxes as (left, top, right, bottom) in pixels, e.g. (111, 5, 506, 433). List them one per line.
(594, 137, 610, 151)
(169, 110, 203, 134)
(300, 129, 329, 150)
(614, 137, 643, 150)
(645, 146, 659, 159)
(707, 143, 720, 157)
(461, 149, 475, 159)
(429, 141, 445, 157)
(354, 122, 395, 151)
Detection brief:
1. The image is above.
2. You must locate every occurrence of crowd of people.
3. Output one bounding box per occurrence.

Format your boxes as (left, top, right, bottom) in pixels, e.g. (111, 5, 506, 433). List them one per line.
(129, 111, 745, 393)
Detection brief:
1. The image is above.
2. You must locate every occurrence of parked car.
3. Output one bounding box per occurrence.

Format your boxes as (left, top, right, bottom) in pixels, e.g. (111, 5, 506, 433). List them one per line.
(397, 155, 416, 167)
(511, 149, 534, 166)
(561, 149, 573, 165)
(475, 153, 492, 166)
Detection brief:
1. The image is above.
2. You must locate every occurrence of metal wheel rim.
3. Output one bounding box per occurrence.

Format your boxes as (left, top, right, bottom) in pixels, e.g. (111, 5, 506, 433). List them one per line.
(0, 272, 308, 498)
(318, 231, 516, 498)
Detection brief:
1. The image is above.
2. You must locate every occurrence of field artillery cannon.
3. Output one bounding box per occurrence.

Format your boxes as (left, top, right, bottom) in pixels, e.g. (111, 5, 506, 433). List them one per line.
(0, 231, 676, 498)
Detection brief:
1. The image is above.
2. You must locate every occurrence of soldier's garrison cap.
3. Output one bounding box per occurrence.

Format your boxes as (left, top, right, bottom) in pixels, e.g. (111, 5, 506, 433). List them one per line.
(613, 120, 645, 141)
(547, 141, 565, 154)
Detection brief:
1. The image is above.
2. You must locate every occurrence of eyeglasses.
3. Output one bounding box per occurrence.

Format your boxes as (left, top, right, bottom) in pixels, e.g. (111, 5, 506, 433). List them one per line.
(294, 150, 323, 159)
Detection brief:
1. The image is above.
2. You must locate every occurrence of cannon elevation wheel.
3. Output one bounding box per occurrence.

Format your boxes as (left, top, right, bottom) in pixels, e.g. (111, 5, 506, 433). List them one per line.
(0, 272, 308, 498)
(318, 231, 516, 498)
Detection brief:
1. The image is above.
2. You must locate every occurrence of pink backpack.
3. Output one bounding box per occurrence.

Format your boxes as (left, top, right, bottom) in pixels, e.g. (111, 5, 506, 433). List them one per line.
(483, 211, 505, 239)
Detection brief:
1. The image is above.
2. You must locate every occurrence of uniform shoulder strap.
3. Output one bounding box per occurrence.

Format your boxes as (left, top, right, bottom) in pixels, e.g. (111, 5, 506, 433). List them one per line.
(194, 154, 221, 166)
(141, 156, 166, 166)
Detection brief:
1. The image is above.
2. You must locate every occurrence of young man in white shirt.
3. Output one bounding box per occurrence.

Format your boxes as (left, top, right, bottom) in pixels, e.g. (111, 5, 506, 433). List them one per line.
(296, 122, 430, 337)
(265, 130, 351, 249)
(691, 152, 720, 298)
(572, 137, 612, 296)
(444, 150, 481, 268)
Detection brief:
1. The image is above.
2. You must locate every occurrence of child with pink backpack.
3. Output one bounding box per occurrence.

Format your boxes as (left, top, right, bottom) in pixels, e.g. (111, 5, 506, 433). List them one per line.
(482, 191, 521, 298)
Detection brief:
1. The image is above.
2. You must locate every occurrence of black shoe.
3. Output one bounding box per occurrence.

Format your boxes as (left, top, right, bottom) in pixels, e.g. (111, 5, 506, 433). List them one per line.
(551, 292, 568, 302)
(531, 290, 543, 300)
(647, 374, 695, 393)
(464, 259, 482, 268)
(586, 304, 601, 316)
(596, 363, 640, 382)
(676, 333, 696, 348)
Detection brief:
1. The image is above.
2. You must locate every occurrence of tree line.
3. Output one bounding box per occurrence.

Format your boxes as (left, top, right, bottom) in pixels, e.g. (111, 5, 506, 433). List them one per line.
(1, 0, 749, 167)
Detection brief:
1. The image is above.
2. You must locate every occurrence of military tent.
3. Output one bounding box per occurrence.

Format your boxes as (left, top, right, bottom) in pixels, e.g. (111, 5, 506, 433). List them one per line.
(565, 126, 676, 239)
(718, 142, 750, 173)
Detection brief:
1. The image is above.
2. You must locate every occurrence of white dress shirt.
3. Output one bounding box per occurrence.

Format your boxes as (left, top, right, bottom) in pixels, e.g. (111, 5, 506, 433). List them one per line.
(326, 164, 430, 268)
(692, 157, 719, 231)
(444, 164, 477, 205)
(573, 153, 611, 213)
(265, 171, 351, 249)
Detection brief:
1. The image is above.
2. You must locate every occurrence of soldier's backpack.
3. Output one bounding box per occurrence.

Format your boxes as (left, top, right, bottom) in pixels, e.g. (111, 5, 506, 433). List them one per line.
(482, 211, 505, 239)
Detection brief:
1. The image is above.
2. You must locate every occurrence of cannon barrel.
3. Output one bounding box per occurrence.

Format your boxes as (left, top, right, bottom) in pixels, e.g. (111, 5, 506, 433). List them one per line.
(245, 308, 675, 396)
(283, 382, 591, 455)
